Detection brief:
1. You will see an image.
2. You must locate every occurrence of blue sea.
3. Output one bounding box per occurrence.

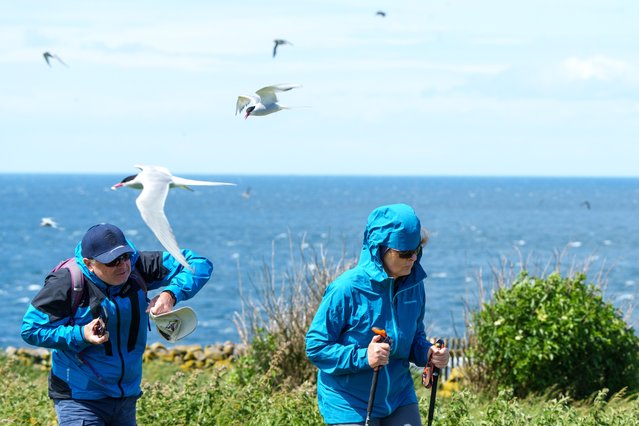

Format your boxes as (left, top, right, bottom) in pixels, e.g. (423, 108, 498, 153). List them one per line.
(2, 175, 638, 348)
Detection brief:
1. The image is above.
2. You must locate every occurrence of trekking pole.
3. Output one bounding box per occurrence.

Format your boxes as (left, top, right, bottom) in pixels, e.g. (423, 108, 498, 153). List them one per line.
(365, 327, 392, 426)
(425, 339, 445, 426)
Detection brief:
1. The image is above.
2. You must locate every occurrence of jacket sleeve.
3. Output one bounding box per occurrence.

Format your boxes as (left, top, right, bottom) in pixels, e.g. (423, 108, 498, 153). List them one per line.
(138, 249, 213, 303)
(305, 283, 370, 375)
(21, 271, 91, 352)
(409, 283, 431, 366)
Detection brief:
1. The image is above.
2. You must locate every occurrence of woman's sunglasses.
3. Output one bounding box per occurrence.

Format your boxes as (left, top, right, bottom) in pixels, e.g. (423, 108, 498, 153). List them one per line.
(395, 245, 422, 259)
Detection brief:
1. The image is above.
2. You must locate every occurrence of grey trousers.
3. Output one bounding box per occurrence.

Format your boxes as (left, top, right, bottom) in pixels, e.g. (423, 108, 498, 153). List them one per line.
(331, 403, 422, 426)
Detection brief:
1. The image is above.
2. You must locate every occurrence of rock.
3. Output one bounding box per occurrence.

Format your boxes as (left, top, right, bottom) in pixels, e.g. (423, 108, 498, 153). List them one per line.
(222, 341, 235, 356)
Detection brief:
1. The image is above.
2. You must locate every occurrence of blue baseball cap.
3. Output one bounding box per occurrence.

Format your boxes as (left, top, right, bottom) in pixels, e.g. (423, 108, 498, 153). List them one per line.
(81, 223, 134, 263)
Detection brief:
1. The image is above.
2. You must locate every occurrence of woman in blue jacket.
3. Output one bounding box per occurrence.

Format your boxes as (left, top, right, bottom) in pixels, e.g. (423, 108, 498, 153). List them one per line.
(306, 204, 449, 425)
(22, 223, 213, 425)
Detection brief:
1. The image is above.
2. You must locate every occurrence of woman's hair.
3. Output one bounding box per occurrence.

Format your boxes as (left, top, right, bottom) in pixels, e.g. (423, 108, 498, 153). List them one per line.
(420, 227, 430, 247)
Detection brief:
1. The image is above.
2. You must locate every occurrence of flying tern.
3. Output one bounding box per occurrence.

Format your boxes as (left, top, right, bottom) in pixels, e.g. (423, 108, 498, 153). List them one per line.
(236, 84, 301, 119)
(241, 186, 252, 199)
(111, 165, 235, 271)
(272, 39, 293, 58)
(40, 217, 60, 228)
(43, 51, 68, 67)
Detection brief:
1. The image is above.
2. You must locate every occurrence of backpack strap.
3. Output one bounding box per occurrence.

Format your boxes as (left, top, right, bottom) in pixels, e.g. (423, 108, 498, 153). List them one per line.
(130, 271, 148, 294)
(51, 258, 85, 325)
(129, 271, 151, 333)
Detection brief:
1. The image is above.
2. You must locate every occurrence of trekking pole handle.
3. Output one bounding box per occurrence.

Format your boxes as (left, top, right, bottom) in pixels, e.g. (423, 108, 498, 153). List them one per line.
(433, 339, 445, 374)
(371, 327, 391, 345)
(365, 328, 392, 426)
(427, 339, 445, 426)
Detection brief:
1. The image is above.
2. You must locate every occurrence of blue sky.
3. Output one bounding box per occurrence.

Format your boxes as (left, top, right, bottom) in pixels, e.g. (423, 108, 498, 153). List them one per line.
(1, 0, 638, 176)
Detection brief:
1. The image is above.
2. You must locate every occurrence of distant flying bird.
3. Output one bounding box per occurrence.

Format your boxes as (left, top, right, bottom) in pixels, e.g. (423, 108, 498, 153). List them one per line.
(241, 187, 252, 199)
(272, 39, 293, 58)
(236, 83, 301, 119)
(43, 51, 68, 67)
(40, 217, 60, 228)
(111, 165, 235, 271)
(376, 10, 386, 17)
(580, 200, 591, 210)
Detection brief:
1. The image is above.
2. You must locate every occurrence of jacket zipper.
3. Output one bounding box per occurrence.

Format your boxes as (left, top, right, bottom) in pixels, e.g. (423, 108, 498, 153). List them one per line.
(380, 278, 421, 416)
(114, 300, 126, 397)
(380, 278, 395, 416)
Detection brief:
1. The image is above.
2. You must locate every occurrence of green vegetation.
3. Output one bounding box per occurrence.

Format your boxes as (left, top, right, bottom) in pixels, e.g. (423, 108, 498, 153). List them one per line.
(3, 354, 639, 425)
(231, 238, 353, 390)
(468, 272, 639, 399)
(4, 244, 639, 425)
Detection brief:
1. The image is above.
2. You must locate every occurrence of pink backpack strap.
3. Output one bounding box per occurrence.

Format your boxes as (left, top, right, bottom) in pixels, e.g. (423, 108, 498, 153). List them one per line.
(51, 258, 85, 325)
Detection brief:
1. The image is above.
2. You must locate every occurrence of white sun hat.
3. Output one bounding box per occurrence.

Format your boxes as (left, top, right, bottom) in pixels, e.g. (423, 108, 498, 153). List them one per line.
(150, 307, 198, 343)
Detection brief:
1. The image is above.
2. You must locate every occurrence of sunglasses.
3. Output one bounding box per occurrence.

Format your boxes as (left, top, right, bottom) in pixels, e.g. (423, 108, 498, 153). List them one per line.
(395, 245, 422, 259)
(104, 253, 131, 267)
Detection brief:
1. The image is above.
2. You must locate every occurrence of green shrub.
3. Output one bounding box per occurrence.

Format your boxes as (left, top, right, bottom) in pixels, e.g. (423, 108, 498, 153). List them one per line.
(468, 272, 639, 399)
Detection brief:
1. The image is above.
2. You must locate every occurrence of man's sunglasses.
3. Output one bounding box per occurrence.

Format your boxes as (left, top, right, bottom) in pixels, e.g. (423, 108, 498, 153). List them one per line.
(104, 253, 131, 267)
(395, 245, 422, 259)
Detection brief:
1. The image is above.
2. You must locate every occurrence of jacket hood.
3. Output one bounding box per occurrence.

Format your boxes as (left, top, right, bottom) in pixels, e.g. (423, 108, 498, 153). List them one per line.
(358, 203, 426, 283)
(74, 238, 140, 290)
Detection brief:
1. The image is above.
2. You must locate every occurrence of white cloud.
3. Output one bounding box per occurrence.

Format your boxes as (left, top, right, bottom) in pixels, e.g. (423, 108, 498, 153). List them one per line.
(560, 55, 633, 82)
(471, 37, 529, 46)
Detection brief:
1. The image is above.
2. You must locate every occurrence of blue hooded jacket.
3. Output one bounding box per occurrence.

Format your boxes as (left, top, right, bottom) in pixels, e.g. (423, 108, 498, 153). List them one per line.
(306, 204, 432, 424)
(21, 239, 212, 400)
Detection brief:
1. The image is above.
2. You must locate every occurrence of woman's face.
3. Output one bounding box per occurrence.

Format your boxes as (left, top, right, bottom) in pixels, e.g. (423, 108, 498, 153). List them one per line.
(382, 248, 419, 279)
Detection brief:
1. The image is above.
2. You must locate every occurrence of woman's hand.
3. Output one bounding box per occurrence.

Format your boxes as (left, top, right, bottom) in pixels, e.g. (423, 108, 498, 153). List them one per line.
(428, 344, 450, 369)
(367, 334, 391, 369)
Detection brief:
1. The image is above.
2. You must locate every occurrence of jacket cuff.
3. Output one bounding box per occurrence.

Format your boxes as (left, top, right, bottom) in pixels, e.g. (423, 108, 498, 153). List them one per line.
(163, 286, 181, 303)
(357, 347, 370, 370)
(162, 290, 177, 305)
(72, 325, 91, 351)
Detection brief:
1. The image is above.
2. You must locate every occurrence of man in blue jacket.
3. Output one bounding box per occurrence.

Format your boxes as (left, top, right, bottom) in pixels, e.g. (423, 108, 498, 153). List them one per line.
(306, 204, 449, 425)
(22, 223, 213, 425)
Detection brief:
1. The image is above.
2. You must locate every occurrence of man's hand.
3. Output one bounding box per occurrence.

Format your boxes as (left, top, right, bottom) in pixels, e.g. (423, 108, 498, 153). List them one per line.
(148, 291, 175, 316)
(83, 318, 109, 344)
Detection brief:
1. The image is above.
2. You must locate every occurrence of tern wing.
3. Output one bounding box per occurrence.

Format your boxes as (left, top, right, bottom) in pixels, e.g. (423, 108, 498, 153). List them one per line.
(236, 95, 253, 115)
(135, 179, 193, 271)
(137, 164, 173, 177)
(171, 176, 236, 190)
(274, 39, 293, 46)
(54, 55, 68, 67)
(256, 84, 301, 105)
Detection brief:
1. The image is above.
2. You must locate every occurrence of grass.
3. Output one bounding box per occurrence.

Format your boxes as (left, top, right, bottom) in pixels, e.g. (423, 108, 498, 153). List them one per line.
(3, 354, 639, 425)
